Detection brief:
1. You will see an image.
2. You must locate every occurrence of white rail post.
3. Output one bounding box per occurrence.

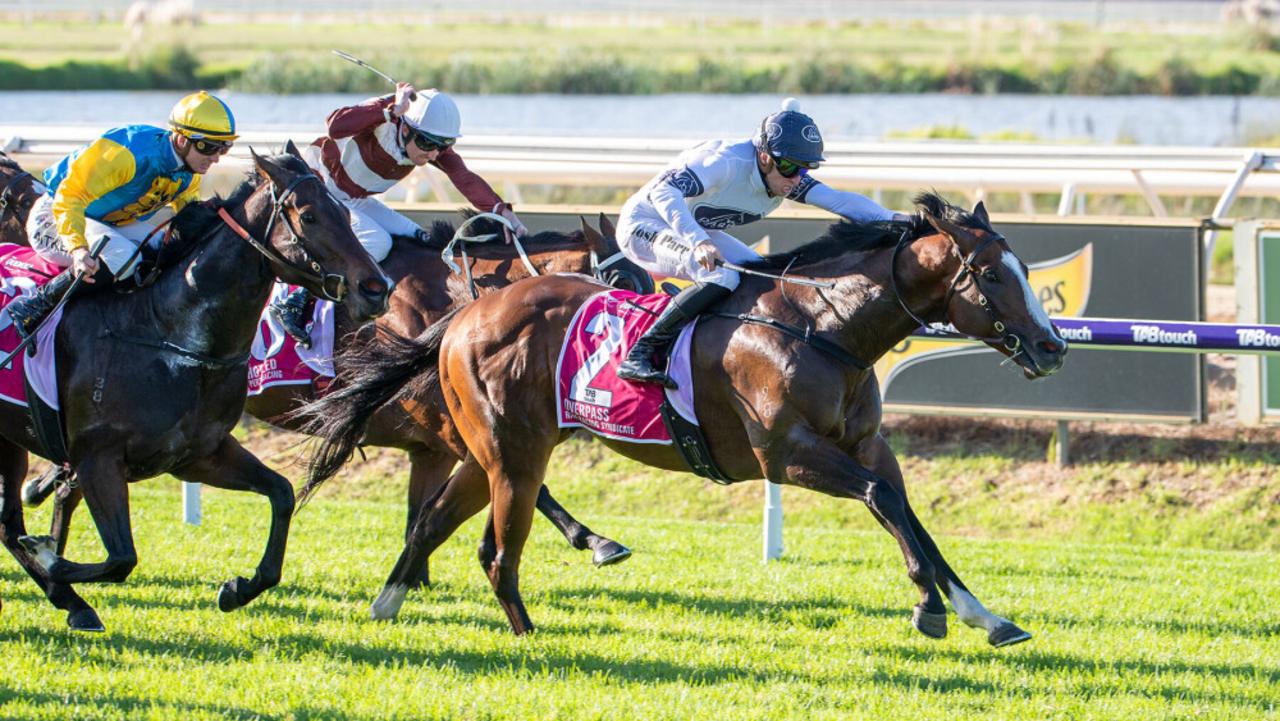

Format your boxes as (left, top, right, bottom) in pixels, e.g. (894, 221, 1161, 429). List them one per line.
(763, 481, 783, 561)
(182, 482, 201, 525)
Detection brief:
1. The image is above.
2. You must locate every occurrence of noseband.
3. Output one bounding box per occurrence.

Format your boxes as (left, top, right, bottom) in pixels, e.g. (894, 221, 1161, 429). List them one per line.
(219, 173, 349, 302)
(890, 226, 1023, 354)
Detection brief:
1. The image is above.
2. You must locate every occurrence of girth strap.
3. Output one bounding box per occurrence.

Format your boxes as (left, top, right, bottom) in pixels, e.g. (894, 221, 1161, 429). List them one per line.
(99, 326, 249, 369)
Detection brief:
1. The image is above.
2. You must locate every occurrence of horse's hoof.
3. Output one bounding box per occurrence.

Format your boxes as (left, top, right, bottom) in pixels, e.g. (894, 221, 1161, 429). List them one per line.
(370, 584, 408, 621)
(988, 621, 1032, 648)
(592, 541, 632, 567)
(217, 577, 248, 612)
(911, 606, 948, 639)
(67, 607, 105, 633)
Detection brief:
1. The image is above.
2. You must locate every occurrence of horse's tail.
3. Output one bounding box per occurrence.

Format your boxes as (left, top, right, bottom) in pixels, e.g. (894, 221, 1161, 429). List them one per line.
(290, 307, 463, 507)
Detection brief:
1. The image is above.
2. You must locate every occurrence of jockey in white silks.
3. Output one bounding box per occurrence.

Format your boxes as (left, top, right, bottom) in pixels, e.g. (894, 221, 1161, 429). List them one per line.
(271, 82, 528, 347)
(614, 98, 914, 388)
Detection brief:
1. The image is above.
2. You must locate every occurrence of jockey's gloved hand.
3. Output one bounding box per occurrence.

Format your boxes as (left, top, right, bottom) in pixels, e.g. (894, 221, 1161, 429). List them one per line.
(494, 203, 528, 239)
(412, 227, 433, 246)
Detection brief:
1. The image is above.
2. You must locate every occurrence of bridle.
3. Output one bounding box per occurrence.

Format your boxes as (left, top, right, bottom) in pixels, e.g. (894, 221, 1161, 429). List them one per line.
(218, 173, 349, 302)
(890, 223, 1025, 356)
(0, 170, 34, 220)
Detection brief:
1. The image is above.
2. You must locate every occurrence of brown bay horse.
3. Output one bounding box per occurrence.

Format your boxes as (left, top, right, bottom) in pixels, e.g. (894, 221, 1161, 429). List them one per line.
(1, 145, 391, 631)
(300, 192, 1068, 645)
(25, 212, 650, 590)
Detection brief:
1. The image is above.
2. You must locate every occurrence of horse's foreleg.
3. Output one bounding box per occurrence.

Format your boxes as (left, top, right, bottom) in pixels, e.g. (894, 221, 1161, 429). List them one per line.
(0, 440, 101, 631)
(856, 433, 1031, 648)
(534, 484, 631, 567)
(372, 455, 491, 620)
(173, 436, 293, 612)
(768, 426, 943, 638)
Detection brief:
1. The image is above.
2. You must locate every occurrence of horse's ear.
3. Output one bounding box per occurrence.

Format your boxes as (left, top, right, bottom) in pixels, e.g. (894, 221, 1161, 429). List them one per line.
(252, 147, 289, 188)
(579, 216, 602, 245)
(972, 200, 990, 227)
(598, 212, 616, 239)
(284, 139, 304, 160)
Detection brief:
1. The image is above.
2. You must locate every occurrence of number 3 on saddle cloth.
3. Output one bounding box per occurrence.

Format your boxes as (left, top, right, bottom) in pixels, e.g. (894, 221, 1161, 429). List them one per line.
(0, 244, 76, 463)
(555, 289, 731, 482)
(248, 282, 336, 396)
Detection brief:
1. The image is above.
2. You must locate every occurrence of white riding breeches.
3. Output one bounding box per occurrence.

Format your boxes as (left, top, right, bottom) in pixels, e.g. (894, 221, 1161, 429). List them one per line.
(615, 213, 761, 291)
(26, 194, 169, 279)
(337, 193, 421, 264)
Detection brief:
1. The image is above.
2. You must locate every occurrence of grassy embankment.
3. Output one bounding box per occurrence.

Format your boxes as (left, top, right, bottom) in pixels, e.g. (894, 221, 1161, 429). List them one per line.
(1, 19, 1280, 95)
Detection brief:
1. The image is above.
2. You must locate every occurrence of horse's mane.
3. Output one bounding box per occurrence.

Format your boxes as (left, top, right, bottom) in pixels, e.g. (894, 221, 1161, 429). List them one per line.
(415, 208, 585, 251)
(162, 154, 315, 266)
(743, 191, 991, 272)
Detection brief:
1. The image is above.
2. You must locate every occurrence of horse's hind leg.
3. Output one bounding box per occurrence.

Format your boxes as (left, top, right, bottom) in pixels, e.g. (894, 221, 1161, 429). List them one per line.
(403, 448, 457, 590)
(372, 455, 492, 620)
(857, 433, 1030, 648)
(0, 442, 103, 631)
(173, 436, 293, 612)
(481, 458, 545, 636)
(535, 484, 631, 567)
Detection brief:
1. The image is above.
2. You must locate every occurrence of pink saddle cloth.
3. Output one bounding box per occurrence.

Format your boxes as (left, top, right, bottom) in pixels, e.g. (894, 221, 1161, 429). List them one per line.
(247, 282, 336, 396)
(0, 244, 64, 409)
(555, 289, 698, 444)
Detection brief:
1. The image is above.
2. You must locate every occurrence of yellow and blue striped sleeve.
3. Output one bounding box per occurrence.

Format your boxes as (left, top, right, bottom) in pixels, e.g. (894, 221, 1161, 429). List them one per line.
(51, 137, 136, 251)
(170, 175, 203, 215)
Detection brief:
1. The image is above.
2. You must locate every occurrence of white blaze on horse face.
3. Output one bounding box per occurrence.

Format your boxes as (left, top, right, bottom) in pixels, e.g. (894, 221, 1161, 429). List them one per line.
(1002, 250, 1056, 335)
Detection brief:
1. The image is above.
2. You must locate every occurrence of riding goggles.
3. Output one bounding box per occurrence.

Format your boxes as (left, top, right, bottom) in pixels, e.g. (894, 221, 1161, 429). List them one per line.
(411, 129, 456, 153)
(192, 137, 233, 156)
(774, 156, 819, 178)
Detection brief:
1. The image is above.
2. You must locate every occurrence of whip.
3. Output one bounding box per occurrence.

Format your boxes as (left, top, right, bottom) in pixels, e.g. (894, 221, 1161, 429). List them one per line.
(332, 50, 416, 100)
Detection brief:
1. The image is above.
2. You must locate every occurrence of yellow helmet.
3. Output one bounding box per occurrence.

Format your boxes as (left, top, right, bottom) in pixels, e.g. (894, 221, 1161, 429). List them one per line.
(168, 91, 239, 141)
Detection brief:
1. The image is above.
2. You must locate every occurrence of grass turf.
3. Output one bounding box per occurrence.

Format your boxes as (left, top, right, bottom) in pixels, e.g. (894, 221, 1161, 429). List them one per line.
(0, 465, 1275, 720)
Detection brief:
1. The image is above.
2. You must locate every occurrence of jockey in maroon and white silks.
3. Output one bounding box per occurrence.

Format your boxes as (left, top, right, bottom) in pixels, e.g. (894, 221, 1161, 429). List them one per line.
(273, 82, 528, 346)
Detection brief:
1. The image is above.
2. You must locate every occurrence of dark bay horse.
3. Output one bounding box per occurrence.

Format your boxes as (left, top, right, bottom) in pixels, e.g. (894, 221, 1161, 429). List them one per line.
(26, 213, 649, 591)
(0, 145, 390, 631)
(0, 152, 42, 245)
(300, 193, 1067, 645)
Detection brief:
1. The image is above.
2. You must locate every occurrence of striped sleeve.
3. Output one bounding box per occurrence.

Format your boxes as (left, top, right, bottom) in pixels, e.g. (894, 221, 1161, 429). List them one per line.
(51, 137, 136, 251)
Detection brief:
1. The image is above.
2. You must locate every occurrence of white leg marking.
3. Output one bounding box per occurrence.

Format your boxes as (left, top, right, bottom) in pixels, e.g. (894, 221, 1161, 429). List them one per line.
(370, 583, 408, 620)
(947, 586, 1006, 632)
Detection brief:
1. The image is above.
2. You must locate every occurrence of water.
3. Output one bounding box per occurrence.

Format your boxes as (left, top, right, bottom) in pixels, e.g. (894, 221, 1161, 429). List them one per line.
(1, 91, 1277, 146)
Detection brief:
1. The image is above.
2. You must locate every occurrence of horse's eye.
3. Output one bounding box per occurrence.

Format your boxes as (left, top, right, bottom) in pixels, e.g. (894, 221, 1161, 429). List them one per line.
(982, 268, 1000, 283)
(300, 211, 316, 224)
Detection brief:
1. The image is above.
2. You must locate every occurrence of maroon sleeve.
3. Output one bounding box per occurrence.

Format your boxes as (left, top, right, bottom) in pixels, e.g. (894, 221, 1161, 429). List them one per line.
(431, 147, 504, 212)
(325, 95, 395, 139)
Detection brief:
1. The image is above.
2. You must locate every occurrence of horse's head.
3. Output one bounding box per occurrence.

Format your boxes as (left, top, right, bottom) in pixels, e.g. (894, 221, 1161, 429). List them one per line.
(580, 213, 654, 294)
(248, 142, 391, 322)
(0, 153, 43, 246)
(914, 194, 1067, 378)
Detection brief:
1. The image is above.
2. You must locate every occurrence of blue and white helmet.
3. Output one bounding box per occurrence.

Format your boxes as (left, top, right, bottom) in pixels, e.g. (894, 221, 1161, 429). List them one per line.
(754, 97, 825, 168)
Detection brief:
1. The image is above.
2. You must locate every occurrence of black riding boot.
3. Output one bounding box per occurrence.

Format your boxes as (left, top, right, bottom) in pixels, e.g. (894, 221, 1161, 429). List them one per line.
(617, 282, 731, 389)
(270, 288, 313, 348)
(8, 269, 79, 345)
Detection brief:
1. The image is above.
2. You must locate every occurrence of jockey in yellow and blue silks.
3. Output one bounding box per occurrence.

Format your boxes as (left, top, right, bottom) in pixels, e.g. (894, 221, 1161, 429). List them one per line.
(9, 91, 237, 340)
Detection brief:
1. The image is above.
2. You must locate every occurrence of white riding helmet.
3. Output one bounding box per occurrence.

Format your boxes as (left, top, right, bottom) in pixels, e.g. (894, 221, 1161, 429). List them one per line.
(402, 89, 462, 140)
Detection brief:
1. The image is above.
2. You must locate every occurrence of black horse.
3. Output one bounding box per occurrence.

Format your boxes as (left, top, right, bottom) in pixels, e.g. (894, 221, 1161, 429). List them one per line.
(0, 144, 391, 631)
